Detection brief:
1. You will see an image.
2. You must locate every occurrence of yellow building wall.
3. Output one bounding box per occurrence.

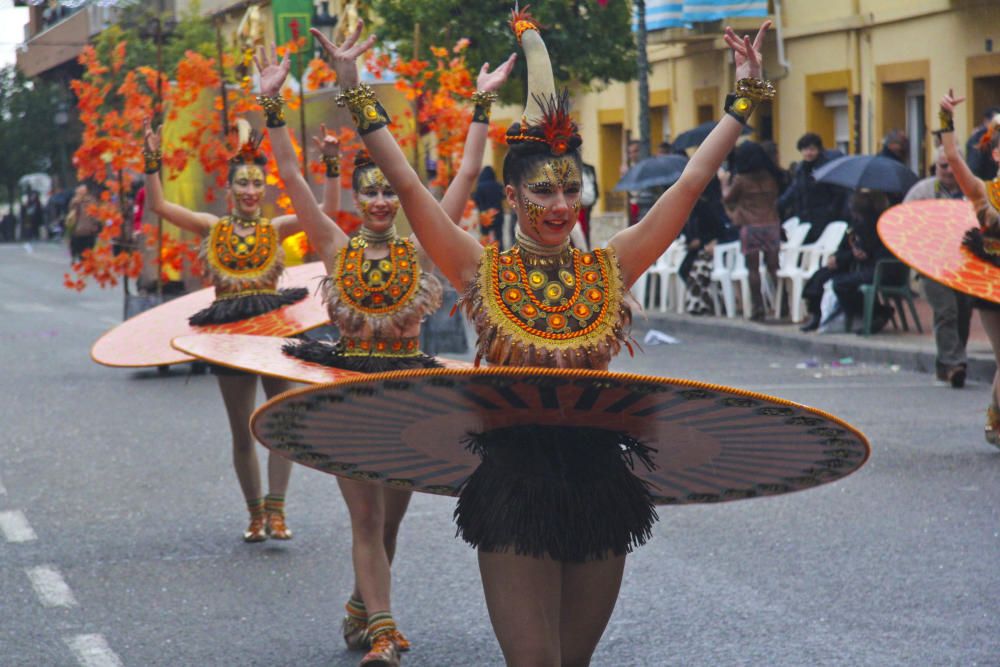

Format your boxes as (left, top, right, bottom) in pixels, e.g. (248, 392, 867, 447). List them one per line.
(572, 0, 1000, 187)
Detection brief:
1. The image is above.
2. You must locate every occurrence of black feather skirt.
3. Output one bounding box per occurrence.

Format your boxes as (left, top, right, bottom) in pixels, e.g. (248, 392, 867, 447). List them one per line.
(281, 339, 442, 372)
(189, 288, 309, 326)
(454, 425, 659, 562)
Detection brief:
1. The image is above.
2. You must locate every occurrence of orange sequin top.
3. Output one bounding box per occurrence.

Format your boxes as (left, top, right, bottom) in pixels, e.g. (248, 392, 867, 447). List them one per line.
(201, 217, 285, 299)
(324, 236, 442, 340)
(462, 243, 632, 370)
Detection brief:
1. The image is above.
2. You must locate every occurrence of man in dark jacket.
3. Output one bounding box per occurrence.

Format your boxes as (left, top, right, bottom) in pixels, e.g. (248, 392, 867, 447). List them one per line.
(778, 133, 847, 243)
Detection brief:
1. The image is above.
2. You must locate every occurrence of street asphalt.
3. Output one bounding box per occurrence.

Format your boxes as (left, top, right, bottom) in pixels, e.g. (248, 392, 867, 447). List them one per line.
(1, 241, 998, 666)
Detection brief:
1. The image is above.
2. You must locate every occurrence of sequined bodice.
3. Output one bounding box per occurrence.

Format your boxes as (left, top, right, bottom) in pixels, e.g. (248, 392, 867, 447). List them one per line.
(464, 244, 631, 369)
(202, 217, 284, 297)
(325, 236, 442, 339)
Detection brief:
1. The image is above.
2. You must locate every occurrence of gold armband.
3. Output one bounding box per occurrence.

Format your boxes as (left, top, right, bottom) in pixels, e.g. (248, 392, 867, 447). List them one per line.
(256, 94, 286, 128)
(322, 154, 340, 178)
(336, 84, 390, 135)
(471, 90, 498, 124)
(143, 148, 162, 174)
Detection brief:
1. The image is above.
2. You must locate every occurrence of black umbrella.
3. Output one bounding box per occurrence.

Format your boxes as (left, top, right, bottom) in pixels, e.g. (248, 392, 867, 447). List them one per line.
(614, 154, 688, 191)
(672, 121, 753, 151)
(812, 155, 918, 194)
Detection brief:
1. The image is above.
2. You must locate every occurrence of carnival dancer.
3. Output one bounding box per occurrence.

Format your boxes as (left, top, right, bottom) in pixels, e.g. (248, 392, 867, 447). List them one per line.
(141, 119, 339, 542)
(938, 90, 1000, 446)
(313, 12, 773, 665)
(252, 45, 514, 666)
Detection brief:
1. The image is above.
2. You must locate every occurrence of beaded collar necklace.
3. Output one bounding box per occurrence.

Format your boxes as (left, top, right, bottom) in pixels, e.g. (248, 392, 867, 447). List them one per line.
(514, 228, 571, 267)
(359, 224, 398, 247)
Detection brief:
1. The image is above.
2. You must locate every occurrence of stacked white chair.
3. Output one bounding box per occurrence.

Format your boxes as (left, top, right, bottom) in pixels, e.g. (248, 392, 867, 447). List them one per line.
(635, 235, 687, 313)
(772, 221, 847, 322)
(709, 240, 741, 318)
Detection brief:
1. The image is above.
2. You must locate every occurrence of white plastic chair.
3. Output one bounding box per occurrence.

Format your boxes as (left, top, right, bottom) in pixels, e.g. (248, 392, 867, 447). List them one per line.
(709, 240, 740, 318)
(781, 216, 801, 238)
(773, 221, 847, 322)
(642, 236, 687, 313)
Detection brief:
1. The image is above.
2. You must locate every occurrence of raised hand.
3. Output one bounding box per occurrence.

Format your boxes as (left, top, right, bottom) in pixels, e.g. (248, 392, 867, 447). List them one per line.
(310, 20, 376, 90)
(143, 119, 161, 153)
(724, 20, 771, 81)
(941, 87, 965, 114)
(311, 123, 340, 157)
(254, 44, 291, 98)
(476, 53, 517, 93)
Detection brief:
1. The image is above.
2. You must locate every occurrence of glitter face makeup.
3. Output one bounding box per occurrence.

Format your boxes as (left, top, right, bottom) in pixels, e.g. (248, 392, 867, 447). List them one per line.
(230, 165, 265, 216)
(518, 156, 582, 235)
(355, 166, 400, 223)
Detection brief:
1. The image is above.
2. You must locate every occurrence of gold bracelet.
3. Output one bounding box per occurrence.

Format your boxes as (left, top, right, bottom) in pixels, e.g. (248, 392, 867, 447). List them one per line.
(471, 90, 498, 124)
(735, 78, 776, 103)
(143, 148, 162, 174)
(336, 84, 390, 135)
(321, 154, 340, 178)
(256, 94, 286, 128)
(938, 109, 955, 133)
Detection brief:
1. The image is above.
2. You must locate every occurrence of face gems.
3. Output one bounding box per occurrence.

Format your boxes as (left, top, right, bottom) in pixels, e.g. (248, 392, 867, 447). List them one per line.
(520, 194, 547, 233)
(520, 157, 583, 232)
(357, 166, 391, 192)
(233, 165, 265, 183)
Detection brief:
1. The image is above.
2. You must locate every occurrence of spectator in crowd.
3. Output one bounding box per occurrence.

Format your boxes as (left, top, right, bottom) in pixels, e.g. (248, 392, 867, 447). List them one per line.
(622, 139, 643, 225)
(0, 210, 16, 242)
(800, 190, 902, 333)
(472, 166, 504, 244)
(578, 161, 599, 246)
(904, 146, 970, 387)
(880, 129, 909, 163)
(20, 190, 44, 241)
(778, 133, 847, 243)
(760, 139, 791, 203)
(966, 107, 1000, 180)
(721, 141, 783, 321)
(67, 183, 101, 262)
(656, 140, 673, 156)
(681, 176, 734, 315)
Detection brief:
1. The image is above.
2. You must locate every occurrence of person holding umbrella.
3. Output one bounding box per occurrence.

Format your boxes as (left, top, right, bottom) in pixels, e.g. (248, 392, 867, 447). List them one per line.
(938, 88, 1000, 446)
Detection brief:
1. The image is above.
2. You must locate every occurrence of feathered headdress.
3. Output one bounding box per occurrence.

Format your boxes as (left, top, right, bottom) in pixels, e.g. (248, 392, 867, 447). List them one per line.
(504, 4, 582, 156)
(229, 118, 267, 166)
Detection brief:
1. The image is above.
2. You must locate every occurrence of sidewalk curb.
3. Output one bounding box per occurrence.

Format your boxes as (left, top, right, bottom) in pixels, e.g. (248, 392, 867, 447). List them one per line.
(642, 313, 996, 384)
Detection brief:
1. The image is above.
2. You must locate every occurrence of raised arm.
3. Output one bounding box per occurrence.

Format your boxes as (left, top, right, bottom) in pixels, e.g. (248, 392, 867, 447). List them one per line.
(143, 120, 216, 236)
(317, 128, 343, 219)
(312, 22, 483, 290)
(940, 89, 987, 207)
(439, 54, 516, 223)
(255, 46, 347, 275)
(609, 21, 772, 288)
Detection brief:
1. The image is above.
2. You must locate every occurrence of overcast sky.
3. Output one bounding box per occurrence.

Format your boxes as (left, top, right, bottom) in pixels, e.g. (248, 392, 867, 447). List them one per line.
(0, 1, 30, 68)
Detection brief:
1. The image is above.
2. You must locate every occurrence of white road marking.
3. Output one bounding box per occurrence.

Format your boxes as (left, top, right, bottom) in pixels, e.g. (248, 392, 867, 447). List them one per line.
(0, 510, 37, 542)
(65, 635, 124, 667)
(26, 565, 78, 608)
(2, 302, 55, 313)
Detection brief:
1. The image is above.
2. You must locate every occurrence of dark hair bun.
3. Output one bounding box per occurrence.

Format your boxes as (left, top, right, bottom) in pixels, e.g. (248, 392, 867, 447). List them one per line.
(354, 150, 376, 170)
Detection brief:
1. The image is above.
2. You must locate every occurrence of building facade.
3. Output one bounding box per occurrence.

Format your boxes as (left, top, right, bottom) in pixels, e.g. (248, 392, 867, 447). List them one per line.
(544, 0, 1000, 214)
